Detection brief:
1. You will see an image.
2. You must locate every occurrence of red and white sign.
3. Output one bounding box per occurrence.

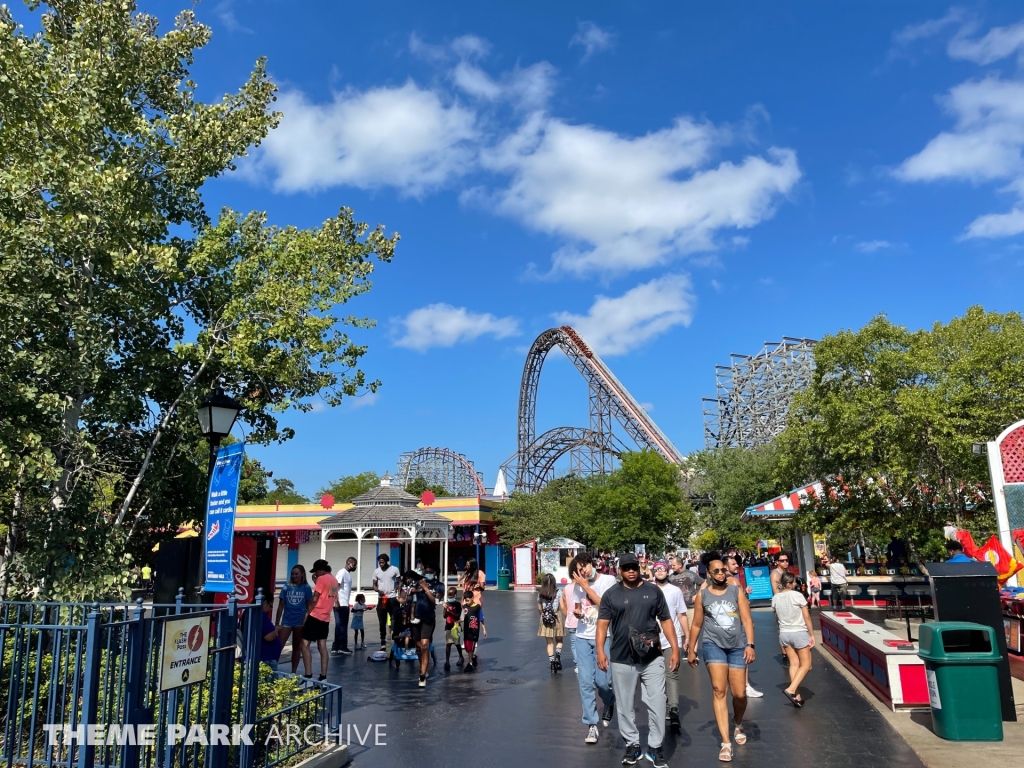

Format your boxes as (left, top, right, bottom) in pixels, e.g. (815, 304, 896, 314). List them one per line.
(214, 536, 257, 604)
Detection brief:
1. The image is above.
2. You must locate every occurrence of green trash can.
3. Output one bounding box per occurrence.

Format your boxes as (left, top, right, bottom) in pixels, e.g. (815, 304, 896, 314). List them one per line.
(497, 568, 511, 591)
(917, 622, 1003, 741)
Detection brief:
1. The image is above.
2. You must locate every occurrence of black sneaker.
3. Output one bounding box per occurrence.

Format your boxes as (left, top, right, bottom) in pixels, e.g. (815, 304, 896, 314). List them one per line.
(621, 743, 641, 765)
(602, 704, 615, 727)
(668, 707, 680, 733)
(444, 662, 451, 671)
(339, 648, 353, 655)
(645, 747, 668, 767)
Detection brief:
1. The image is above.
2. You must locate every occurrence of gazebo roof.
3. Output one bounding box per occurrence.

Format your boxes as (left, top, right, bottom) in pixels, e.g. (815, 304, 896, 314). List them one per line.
(319, 504, 451, 528)
(348, 484, 421, 506)
(318, 473, 451, 531)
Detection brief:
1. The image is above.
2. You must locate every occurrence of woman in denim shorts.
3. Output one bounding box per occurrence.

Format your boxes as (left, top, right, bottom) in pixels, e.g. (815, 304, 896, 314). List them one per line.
(687, 557, 756, 763)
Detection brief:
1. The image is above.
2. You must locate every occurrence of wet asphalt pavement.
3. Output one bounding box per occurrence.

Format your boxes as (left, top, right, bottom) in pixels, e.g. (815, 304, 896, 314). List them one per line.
(313, 590, 925, 767)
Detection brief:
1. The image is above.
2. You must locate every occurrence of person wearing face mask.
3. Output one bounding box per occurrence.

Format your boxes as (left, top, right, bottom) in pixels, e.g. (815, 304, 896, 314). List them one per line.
(408, 566, 440, 688)
(652, 560, 689, 733)
(570, 553, 618, 745)
(688, 558, 756, 763)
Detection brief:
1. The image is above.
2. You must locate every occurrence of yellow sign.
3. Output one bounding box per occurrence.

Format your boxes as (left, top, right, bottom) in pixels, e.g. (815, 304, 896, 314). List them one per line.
(160, 615, 211, 692)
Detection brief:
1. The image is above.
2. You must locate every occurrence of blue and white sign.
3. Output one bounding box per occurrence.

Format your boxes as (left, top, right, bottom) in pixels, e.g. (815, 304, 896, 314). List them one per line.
(203, 443, 244, 593)
(744, 566, 775, 601)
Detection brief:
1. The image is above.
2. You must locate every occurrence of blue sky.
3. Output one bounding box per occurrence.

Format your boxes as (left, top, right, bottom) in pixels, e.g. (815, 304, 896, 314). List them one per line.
(139, 1, 1024, 497)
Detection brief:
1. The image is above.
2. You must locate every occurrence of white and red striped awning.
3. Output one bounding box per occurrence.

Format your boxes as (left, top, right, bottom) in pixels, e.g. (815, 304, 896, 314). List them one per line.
(745, 480, 825, 517)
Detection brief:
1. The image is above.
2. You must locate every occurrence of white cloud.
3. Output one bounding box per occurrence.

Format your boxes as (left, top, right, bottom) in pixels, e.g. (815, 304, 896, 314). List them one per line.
(451, 61, 557, 110)
(215, 0, 252, 34)
(856, 240, 891, 253)
(553, 274, 695, 356)
(251, 82, 478, 195)
(392, 304, 520, 351)
(963, 209, 1024, 239)
(639, 402, 655, 413)
(408, 32, 448, 63)
(895, 75, 1024, 238)
(570, 21, 615, 62)
(949, 19, 1024, 64)
(451, 34, 491, 60)
(348, 391, 380, 410)
(892, 8, 965, 45)
(481, 113, 800, 277)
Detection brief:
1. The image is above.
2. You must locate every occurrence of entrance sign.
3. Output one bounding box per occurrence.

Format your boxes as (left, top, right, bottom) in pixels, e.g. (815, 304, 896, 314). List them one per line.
(203, 442, 244, 593)
(160, 615, 211, 692)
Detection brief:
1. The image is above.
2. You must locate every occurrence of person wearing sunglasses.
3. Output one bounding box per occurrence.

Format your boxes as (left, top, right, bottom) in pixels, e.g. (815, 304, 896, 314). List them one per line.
(771, 553, 793, 667)
(597, 553, 678, 768)
(687, 558, 755, 763)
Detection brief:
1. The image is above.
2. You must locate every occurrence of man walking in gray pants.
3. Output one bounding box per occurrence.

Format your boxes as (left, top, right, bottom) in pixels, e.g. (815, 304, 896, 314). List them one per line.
(597, 553, 680, 768)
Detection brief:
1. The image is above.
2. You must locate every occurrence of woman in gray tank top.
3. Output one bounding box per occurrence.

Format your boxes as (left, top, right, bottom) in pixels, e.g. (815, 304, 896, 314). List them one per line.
(686, 557, 756, 763)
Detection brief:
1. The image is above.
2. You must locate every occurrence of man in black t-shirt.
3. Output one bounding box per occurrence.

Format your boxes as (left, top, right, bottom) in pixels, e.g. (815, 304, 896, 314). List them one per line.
(597, 553, 678, 768)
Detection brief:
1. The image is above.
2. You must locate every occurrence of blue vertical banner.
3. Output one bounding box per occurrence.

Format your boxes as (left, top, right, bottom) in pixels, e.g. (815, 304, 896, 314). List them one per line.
(203, 443, 245, 593)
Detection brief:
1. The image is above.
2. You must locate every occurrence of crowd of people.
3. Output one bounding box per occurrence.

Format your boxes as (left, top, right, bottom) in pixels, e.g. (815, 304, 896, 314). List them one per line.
(534, 548, 826, 764)
(255, 546, 827, 764)
(259, 553, 490, 688)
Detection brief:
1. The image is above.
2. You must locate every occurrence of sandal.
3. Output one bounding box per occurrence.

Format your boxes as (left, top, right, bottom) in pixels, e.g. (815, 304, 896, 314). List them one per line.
(784, 690, 803, 708)
(719, 742, 733, 762)
(733, 724, 747, 745)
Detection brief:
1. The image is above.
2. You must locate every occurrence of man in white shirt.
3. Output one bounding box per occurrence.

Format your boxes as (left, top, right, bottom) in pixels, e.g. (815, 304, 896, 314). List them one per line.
(823, 554, 848, 611)
(571, 553, 618, 745)
(652, 560, 688, 733)
(372, 554, 401, 650)
(331, 557, 356, 655)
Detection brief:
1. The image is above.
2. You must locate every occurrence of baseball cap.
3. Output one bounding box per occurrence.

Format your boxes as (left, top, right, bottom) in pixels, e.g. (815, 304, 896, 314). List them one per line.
(618, 553, 640, 569)
(652, 560, 669, 571)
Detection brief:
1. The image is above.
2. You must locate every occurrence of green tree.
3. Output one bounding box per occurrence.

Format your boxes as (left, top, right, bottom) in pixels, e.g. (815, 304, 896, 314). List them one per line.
(582, 451, 695, 552)
(782, 307, 1024, 561)
(686, 445, 787, 551)
(0, 0, 397, 599)
(238, 456, 270, 504)
(495, 474, 588, 546)
(404, 477, 450, 498)
(249, 478, 309, 506)
(320, 472, 379, 503)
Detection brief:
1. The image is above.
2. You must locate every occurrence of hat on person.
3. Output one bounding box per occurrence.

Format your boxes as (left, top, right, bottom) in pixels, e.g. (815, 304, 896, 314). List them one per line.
(652, 560, 669, 571)
(312, 559, 330, 573)
(618, 553, 640, 569)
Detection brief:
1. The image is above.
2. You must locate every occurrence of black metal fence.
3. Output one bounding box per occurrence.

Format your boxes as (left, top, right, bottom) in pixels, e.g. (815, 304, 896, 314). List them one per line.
(0, 593, 342, 768)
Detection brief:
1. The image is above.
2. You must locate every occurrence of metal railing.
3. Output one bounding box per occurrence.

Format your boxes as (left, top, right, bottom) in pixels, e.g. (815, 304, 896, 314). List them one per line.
(0, 591, 342, 768)
(253, 677, 342, 768)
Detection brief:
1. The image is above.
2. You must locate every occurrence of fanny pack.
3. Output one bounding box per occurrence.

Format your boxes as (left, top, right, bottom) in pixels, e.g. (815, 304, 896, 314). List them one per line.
(624, 592, 661, 662)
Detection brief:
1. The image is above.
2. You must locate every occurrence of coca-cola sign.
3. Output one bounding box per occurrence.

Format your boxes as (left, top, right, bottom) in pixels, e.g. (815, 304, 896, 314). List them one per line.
(232, 552, 253, 603)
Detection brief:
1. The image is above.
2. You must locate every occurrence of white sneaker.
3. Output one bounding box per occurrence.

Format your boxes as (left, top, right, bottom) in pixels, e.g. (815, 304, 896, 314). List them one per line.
(585, 725, 599, 744)
(746, 684, 763, 698)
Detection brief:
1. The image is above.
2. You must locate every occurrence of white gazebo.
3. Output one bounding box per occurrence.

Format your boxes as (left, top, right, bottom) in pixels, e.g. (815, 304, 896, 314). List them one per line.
(318, 473, 453, 601)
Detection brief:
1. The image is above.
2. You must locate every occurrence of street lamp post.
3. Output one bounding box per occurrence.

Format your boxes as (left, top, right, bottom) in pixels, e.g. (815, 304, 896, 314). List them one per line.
(196, 387, 245, 478)
(195, 387, 243, 600)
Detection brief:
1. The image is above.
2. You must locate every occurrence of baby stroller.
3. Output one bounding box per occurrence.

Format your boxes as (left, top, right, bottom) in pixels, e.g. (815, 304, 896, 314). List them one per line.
(389, 632, 437, 669)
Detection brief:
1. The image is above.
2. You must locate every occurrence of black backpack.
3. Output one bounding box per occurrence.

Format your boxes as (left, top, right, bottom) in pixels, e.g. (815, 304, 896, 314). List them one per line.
(540, 599, 558, 626)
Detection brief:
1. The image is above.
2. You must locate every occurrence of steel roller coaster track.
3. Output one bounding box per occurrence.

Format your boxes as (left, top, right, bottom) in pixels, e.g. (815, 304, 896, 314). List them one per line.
(501, 326, 684, 493)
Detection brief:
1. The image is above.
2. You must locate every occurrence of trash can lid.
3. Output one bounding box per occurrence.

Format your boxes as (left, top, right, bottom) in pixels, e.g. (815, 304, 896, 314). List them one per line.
(918, 621, 1002, 663)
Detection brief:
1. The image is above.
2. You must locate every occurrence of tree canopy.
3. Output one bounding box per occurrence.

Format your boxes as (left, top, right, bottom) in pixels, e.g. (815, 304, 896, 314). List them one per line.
(497, 452, 694, 552)
(404, 477, 450, 499)
(782, 307, 1024, 560)
(320, 472, 380, 503)
(685, 445, 787, 552)
(0, 0, 396, 598)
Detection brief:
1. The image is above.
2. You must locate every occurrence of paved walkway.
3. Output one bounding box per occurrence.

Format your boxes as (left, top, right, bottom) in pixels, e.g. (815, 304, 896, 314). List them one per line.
(314, 591, 925, 767)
